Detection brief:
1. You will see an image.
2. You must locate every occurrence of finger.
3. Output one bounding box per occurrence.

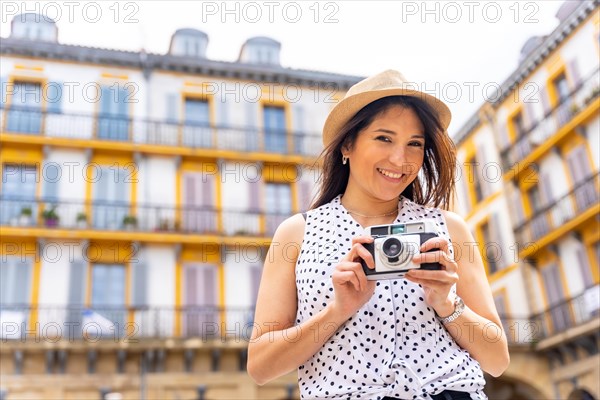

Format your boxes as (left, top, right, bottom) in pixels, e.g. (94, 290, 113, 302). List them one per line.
(351, 235, 375, 246)
(406, 269, 458, 284)
(420, 236, 450, 254)
(405, 275, 456, 291)
(336, 261, 368, 290)
(413, 251, 457, 271)
(344, 243, 376, 269)
(332, 270, 362, 291)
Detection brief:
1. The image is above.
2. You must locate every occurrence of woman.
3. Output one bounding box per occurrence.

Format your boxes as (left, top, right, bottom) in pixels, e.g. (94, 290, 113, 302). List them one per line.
(247, 70, 509, 400)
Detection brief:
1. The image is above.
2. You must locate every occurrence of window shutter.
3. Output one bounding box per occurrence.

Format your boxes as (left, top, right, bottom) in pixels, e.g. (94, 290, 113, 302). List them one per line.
(476, 144, 491, 198)
(568, 59, 582, 88)
(250, 264, 262, 306)
(248, 172, 261, 212)
(201, 173, 214, 207)
(0, 76, 7, 107)
(14, 259, 32, 305)
(166, 93, 179, 124)
(496, 122, 510, 151)
(539, 173, 555, 207)
(567, 145, 591, 184)
(132, 250, 147, 306)
(184, 265, 198, 305)
(43, 162, 60, 202)
(245, 101, 258, 151)
(542, 264, 564, 305)
(46, 81, 63, 114)
(539, 87, 551, 115)
(68, 259, 87, 306)
(575, 245, 593, 289)
(523, 101, 536, 132)
(218, 91, 228, 127)
(0, 258, 11, 305)
(511, 186, 525, 227)
(489, 213, 507, 269)
(200, 266, 217, 306)
(298, 180, 312, 211)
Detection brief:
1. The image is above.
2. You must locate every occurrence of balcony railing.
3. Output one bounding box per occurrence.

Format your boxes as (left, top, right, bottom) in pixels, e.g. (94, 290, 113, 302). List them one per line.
(500, 284, 600, 346)
(0, 105, 323, 157)
(515, 171, 599, 244)
(0, 196, 290, 237)
(501, 69, 600, 171)
(0, 305, 255, 341)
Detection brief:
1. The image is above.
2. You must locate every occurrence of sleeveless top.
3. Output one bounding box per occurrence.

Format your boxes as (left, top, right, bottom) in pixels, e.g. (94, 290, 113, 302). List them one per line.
(295, 195, 487, 400)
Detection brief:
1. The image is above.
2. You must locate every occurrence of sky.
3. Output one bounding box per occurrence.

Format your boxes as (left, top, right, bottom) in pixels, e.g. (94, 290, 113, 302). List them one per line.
(0, 0, 568, 133)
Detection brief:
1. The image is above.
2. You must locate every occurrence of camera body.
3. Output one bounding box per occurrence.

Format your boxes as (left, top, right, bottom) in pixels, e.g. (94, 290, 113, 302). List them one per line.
(361, 219, 441, 280)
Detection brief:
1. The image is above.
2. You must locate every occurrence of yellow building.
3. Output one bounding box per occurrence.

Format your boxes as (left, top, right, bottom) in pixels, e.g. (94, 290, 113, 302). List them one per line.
(0, 13, 361, 399)
(453, 1, 599, 399)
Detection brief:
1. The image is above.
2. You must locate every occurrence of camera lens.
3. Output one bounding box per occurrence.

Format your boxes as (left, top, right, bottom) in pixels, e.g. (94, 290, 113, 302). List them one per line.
(382, 237, 403, 258)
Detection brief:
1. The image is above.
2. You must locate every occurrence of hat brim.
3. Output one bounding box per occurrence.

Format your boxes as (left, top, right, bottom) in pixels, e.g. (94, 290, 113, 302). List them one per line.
(322, 88, 452, 147)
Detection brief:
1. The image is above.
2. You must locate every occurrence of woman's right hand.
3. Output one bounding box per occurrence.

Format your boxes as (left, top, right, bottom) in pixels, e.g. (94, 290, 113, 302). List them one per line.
(330, 236, 377, 320)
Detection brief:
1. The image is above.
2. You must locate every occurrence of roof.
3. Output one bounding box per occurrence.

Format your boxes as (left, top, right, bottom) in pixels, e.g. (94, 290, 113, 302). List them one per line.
(0, 36, 363, 89)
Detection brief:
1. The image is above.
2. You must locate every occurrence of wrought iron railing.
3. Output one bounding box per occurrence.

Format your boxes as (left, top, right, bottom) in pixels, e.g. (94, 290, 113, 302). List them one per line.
(0, 196, 290, 237)
(514, 171, 599, 243)
(500, 69, 600, 171)
(0, 105, 323, 157)
(0, 305, 256, 341)
(500, 284, 600, 346)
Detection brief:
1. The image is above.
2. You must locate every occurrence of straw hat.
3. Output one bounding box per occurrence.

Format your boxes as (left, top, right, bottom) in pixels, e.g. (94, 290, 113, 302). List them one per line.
(322, 70, 451, 147)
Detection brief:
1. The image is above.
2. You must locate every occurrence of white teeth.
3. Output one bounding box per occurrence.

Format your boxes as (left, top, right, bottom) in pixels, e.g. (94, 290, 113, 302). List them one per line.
(377, 168, 402, 179)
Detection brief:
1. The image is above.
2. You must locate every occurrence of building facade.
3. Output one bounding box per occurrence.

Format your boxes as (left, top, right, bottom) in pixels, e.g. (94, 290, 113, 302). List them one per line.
(453, 1, 599, 399)
(0, 13, 362, 399)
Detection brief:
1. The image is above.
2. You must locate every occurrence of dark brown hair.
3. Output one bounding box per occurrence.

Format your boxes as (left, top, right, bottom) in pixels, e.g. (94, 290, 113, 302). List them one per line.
(311, 95, 456, 210)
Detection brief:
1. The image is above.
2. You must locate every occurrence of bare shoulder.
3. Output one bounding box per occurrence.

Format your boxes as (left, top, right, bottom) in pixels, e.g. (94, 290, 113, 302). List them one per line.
(272, 213, 306, 244)
(268, 213, 306, 261)
(439, 209, 471, 240)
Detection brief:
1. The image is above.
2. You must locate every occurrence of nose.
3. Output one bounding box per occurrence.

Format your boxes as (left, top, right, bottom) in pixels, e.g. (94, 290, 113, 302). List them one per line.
(389, 148, 417, 175)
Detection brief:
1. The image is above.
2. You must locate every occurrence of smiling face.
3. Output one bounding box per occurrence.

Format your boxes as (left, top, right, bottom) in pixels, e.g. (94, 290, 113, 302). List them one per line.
(342, 105, 425, 205)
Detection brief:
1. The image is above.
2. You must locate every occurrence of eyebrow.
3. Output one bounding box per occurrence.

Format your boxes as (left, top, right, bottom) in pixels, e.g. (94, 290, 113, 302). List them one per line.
(373, 128, 425, 138)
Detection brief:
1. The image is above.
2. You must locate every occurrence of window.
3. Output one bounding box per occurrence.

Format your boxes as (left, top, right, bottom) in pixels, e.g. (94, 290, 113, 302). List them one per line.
(92, 166, 130, 230)
(90, 263, 126, 337)
(553, 74, 569, 104)
(480, 221, 498, 275)
(1, 164, 37, 225)
(265, 182, 291, 235)
(183, 264, 218, 337)
(527, 185, 543, 214)
(7, 81, 42, 134)
(263, 106, 287, 153)
(466, 156, 483, 203)
(98, 85, 129, 141)
(512, 112, 525, 139)
(183, 98, 210, 147)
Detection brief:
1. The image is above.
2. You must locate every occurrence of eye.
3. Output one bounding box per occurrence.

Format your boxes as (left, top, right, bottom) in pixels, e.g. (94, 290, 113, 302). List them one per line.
(409, 141, 424, 147)
(375, 135, 392, 143)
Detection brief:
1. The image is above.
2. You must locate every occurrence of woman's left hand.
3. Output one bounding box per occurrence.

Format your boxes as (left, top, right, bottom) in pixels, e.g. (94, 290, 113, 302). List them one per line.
(405, 236, 459, 317)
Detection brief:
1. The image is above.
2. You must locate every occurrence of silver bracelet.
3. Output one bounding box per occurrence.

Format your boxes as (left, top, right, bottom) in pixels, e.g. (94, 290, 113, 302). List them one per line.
(437, 296, 465, 324)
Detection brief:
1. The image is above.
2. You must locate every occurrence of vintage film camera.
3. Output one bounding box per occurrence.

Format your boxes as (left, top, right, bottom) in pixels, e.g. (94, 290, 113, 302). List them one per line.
(361, 219, 442, 280)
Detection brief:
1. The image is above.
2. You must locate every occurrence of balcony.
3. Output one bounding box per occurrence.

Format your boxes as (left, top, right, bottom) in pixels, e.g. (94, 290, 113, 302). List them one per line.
(515, 171, 599, 245)
(0, 105, 323, 158)
(501, 69, 600, 172)
(0, 197, 289, 239)
(0, 305, 255, 342)
(500, 284, 600, 347)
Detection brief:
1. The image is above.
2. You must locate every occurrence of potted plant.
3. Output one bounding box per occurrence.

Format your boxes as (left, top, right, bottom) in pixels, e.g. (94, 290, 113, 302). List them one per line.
(42, 206, 59, 228)
(156, 218, 173, 231)
(19, 206, 32, 226)
(122, 215, 137, 230)
(76, 212, 88, 229)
